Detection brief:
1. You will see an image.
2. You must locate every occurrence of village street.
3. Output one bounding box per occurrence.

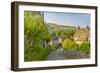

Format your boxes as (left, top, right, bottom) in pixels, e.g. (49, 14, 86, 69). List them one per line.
(48, 48, 66, 60)
(48, 48, 89, 60)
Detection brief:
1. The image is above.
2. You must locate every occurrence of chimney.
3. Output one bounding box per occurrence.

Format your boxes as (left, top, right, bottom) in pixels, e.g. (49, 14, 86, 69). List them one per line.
(77, 25, 80, 29)
(86, 25, 90, 30)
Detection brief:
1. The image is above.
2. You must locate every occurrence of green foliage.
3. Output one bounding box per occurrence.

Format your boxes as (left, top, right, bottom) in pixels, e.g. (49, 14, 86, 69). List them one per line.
(63, 39, 79, 50)
(79, 41, 90, 54)
(54, 29, 76, 39)
(62, 29, 76, 38)
(24, 45, 48, 61)
(62, 39, 90, 54)
(24, 11, 51, 41)
(24, 11, 51, 61)
(53, 45, 59, 50)
(24, 11, 90, 61)
(46, 46, 54, 54)
(46, 45, 59, 54)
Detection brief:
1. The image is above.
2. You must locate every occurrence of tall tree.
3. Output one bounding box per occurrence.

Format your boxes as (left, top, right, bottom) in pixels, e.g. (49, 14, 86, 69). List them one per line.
(24, 11, 51, 61)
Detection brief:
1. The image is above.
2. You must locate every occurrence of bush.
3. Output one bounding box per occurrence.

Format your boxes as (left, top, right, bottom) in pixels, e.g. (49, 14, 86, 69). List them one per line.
(24, 45, 48, 61)
(62, 39, 79, 50)
(46, 45, 59, 54)
(79, 41, 90, 54)
(24, 11, 51, 61)
(46, 46, 54, 54)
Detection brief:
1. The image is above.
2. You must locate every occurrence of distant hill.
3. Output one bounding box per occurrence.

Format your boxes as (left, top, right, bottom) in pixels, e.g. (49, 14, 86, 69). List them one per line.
(46, 23, 77, 32)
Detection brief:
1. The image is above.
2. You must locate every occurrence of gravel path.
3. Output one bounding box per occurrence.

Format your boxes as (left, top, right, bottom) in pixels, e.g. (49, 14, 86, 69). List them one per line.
(48, 48, 90, 60)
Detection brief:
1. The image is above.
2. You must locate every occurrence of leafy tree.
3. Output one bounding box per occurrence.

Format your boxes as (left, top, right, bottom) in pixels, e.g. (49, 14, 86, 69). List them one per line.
(24, 11, 51, 41)
(24, 11, 51, 61)
(63, 29, 76, 38)
(62, 39, 78, 50)
(79, 41, 90, 54)
(55, 29, 76, 39)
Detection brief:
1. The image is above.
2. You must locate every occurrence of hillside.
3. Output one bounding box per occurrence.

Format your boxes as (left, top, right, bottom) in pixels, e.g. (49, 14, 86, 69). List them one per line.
(46, 23, 77, 32)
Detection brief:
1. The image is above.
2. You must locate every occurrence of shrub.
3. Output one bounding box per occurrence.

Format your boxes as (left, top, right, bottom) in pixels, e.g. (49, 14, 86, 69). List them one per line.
(46, 46, 54, 54)
(62, 39, 78, 50)
(24, 45, 48, 61)
(46, 45, 59, 54)
(53, 45, 59, 50)
(79, 41, 90, 54)
(24, 11, 51, 61)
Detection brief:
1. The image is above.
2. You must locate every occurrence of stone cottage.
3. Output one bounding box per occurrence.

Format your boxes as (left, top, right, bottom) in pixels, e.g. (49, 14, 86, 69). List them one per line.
(73, 27, 90, 44)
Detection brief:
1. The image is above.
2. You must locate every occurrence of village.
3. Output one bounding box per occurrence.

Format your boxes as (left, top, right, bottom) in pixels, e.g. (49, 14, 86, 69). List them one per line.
(47, 25, 90, 47)
(46, 25, 90, 60)
(24, 11, 90, 61)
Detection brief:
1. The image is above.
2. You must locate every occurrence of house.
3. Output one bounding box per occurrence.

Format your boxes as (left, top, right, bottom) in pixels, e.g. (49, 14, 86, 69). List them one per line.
(52, 33, 59, 46)
(48, 39, 53, 46)
(58, 37, 63, 46)
(73, 27, 90, 44)
(48, 32, 63, 46)
(48, 33, 59, 46)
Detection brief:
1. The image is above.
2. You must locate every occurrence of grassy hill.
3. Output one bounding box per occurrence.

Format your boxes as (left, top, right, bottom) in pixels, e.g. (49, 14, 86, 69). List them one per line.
(46, 23, 77, 32)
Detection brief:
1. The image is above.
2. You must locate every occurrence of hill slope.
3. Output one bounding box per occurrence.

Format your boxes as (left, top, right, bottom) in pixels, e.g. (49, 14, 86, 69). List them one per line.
(46, 23, 77, 32)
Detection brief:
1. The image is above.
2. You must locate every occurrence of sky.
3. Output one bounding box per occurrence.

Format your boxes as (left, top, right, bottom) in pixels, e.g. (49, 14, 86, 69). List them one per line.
(44, 12, 90, 27)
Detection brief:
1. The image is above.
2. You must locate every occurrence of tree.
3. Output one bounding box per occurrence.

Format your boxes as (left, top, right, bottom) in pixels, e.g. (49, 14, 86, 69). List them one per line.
(24, 11, 51, 61)
(24, 11, 51, 43)
(79, 41, 90, 54)
(55, 29, 76, 39)
(62, 39, 78, 50)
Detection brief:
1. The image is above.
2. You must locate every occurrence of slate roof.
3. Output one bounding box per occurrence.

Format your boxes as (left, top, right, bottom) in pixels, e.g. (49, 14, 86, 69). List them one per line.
(51, 33, 59, 40)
